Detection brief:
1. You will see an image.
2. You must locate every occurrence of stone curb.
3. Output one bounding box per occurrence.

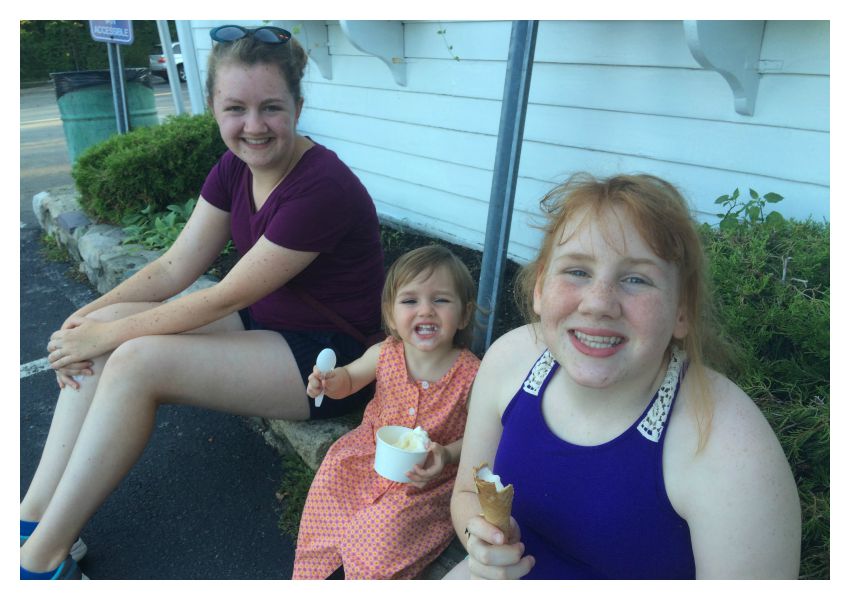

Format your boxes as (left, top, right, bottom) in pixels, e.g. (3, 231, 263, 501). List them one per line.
(31, 187, 464, 578)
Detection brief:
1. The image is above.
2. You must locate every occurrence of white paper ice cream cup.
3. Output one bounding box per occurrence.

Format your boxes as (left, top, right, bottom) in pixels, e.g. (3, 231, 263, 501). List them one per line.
(374, 425, 428, 483)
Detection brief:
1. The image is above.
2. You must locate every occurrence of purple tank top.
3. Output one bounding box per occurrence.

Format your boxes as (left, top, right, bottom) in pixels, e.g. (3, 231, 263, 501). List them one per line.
(494, 347, 696, 579)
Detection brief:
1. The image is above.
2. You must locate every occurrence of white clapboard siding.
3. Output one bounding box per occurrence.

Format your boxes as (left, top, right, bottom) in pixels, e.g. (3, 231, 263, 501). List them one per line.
(187, 19, 829, 265)
(528, 64, 829, 131)
(298, 108, 497, 175)
(515, 142, 829, 221)
(303, 83, 503, 142)
(315, 134, 494, 202)
(347, 168, 492, 244)
(523, 104, 827, 186)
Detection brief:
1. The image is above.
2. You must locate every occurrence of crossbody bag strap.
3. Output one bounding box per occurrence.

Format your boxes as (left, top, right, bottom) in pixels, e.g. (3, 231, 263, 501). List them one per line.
(288, 284, 383, 347)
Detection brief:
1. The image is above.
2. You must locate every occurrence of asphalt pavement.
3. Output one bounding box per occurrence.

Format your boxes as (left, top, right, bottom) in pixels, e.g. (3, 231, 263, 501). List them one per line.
(20, 78, 297, 579)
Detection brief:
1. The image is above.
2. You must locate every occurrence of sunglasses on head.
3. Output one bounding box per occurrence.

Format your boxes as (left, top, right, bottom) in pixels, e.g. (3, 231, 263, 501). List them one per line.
(209, 25, 292, 45)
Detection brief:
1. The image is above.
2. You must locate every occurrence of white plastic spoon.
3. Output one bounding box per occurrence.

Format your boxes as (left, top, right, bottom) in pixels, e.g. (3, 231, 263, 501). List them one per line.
(314, 348, 337, 408)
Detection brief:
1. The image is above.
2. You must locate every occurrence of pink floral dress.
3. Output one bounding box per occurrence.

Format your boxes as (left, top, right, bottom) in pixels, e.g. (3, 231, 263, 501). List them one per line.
(293, 337, 480, 579)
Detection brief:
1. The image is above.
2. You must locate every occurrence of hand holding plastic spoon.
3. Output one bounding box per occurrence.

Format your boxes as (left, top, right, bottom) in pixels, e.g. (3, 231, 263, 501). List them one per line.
(314, 348, 337, 408)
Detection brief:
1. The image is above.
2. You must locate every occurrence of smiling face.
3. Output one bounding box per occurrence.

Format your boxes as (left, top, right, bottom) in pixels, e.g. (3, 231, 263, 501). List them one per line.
(387, 265, 469, 355)
(533, 205, 688, 389)
(210, 61, 302, 175)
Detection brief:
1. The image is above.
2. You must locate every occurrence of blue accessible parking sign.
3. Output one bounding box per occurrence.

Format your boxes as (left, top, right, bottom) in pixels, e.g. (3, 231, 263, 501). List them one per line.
(89, 20, 134, 45)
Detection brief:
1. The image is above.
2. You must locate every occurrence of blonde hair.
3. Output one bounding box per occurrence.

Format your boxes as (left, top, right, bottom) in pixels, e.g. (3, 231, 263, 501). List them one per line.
(206, 35, 309, 106)
(516, 173, 722, 449)
(381, 246, 477, 349)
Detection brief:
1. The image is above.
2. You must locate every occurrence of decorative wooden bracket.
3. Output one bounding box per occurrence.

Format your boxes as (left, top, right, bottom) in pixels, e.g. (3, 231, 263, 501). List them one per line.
(298, 21, 332, 80)
(339, 20, 407, 86)
(683, 20, 766, 116)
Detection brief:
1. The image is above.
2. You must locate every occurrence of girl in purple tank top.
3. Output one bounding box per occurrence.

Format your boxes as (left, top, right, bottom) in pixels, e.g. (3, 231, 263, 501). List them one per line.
(446, 174, 801, 579)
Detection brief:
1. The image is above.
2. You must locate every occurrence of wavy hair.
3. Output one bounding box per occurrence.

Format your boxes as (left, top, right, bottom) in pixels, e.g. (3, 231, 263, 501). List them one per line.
(515, 173, 726, 449)
(382, 245, 478, 349)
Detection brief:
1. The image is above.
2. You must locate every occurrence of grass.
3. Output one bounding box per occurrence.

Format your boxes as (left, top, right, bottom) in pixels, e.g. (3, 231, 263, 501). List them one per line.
(275, 453, 319, 540)
(39, 234, 90, 284)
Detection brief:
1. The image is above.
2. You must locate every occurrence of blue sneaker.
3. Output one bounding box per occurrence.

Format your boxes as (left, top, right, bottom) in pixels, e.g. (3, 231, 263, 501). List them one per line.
(20, 521, 87, 562)
(21, 556, 88, 580)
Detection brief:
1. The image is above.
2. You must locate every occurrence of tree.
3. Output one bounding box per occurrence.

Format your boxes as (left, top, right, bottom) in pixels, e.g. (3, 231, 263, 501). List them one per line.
(21, 20, 164, 82)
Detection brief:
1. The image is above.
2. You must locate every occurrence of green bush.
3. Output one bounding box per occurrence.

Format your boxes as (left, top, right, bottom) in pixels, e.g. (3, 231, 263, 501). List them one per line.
(72, 113, 227, 224)
(702, 219, 829, 402)
(700, 212, 829, 579)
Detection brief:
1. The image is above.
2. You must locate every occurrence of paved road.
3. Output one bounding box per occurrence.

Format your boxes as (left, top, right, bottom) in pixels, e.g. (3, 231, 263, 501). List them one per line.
(20, 78, 297, 579)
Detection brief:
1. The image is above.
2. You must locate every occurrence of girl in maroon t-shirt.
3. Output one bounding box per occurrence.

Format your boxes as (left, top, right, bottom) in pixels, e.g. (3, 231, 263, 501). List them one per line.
(21, 26, 383, 579)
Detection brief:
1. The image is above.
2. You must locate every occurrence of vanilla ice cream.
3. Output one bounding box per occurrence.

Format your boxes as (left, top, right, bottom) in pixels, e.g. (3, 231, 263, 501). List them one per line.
(473, 462, 514, 535)
(392, 426, 430, 452)
(475, 465, 506, 492)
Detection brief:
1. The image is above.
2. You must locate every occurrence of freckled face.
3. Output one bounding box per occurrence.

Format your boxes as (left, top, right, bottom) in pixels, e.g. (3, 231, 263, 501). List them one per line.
(533, 206, 688, 389)
(211, 62, 301, 175)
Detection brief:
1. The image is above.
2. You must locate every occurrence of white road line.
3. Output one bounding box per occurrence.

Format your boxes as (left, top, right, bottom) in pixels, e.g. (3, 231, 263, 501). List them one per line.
(21, 358, 51, 379)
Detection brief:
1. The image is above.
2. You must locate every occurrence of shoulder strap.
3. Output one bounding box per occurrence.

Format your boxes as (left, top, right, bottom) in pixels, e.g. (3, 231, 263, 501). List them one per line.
(289, 284, 384, 347)
(521, 349, 558, 397)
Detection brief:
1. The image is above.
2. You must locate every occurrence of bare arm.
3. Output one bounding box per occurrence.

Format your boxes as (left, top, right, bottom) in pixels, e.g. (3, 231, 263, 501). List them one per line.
(64, 197, 232, 322)
(450, 326, 539, 579)
(306, 342, 382, 400)
(49, 198, 318, 368)
(675, 374, 801, 579)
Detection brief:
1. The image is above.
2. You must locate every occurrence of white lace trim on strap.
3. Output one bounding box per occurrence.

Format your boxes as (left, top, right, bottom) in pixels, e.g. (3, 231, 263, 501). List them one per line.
(637, 346, 687, 443)
(522, 350, 556, 396)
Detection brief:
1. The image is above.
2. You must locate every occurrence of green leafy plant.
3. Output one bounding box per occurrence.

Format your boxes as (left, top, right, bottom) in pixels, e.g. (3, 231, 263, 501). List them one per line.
(122, 197, 194, 250)
(699, 199, 829, 579)
(122, 197, 233, 256)
(715, 187, 786, 230)
(73, 113, 227, 224)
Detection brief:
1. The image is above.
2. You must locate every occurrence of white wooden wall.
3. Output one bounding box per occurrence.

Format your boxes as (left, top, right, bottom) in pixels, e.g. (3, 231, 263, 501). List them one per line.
(185, 20, 830, 264)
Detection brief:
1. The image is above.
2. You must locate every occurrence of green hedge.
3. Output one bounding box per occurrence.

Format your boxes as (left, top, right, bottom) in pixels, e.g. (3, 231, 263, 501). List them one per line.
(72, 113, 227, 224)
(700, 218, 829, 579)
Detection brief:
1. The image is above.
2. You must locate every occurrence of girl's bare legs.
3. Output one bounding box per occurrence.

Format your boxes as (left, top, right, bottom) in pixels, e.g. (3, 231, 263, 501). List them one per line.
(21, 308, 309, 572)
(21, 302, 161, 523)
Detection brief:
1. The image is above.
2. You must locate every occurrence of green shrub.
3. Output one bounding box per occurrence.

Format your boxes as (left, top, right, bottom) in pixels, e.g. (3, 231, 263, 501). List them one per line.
(701, 218, 829, 403)
(72, 113, 227, 224)
(700, 205, 829, 579)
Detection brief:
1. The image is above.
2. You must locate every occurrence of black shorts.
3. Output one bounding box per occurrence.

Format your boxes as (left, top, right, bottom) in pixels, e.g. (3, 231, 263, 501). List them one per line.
(239, 309, 375, 419)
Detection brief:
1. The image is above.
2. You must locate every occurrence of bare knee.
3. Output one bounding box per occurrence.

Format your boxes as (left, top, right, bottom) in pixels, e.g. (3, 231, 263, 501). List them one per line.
(98, 337, 166, 399)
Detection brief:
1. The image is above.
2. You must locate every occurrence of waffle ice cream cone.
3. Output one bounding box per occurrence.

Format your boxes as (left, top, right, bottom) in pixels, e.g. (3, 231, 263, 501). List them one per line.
(473, 462, 514, 535)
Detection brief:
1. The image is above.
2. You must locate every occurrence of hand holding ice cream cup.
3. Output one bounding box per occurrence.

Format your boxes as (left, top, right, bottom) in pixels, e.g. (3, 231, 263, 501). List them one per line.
(374, 426, 431, 483)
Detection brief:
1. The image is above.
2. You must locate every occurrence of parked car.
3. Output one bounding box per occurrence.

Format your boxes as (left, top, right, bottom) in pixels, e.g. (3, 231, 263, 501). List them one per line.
(149, 42, 185, 82)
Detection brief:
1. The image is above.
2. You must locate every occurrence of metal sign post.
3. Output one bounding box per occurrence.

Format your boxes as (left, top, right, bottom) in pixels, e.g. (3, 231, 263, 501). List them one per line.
(89, 20, 134, 134)
(472, 20, 538, 356)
